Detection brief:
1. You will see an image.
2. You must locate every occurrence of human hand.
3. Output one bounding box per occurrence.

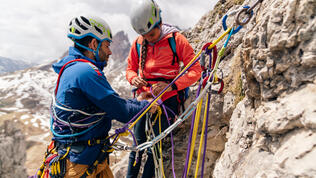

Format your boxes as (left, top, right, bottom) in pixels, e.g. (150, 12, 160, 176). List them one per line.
(137, 92, 152, 101)
(132, 77, 147, 88)
(148, 100, 159, 114)
(152, 82, 172, 96)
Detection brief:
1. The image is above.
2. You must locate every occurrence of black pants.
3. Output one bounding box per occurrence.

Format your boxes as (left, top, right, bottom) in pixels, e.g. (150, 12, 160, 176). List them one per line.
(126, 95, 179, 178)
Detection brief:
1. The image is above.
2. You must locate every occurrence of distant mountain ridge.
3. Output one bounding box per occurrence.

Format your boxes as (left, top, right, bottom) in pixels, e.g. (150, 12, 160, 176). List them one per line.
(0, 56, 34, 75)
(106, 30, 131, 71)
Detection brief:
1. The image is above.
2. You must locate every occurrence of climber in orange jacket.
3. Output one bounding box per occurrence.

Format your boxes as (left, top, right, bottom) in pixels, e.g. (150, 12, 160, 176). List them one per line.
(126, 6, 201, 102)
(126, 0, 201, 177)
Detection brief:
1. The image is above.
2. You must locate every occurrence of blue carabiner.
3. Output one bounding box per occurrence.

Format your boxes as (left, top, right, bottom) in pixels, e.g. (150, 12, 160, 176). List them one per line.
(222, 6, 252, 34)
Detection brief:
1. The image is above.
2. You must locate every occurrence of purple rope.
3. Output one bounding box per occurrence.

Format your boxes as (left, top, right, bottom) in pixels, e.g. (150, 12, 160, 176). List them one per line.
(127, 127, 141, 164)
(53, 115, 97, 128)
(150, 86, 176, 178)
(183, 48, 213, 177)
(127, 128, 137, 146)
(50, 103, 101, 128)
(182, 81, 203, 178)
(200, 49, 214, 177)
(161, 104, 176, 178)
(110, 127, 129, 145)
(164, 105, 177, 119)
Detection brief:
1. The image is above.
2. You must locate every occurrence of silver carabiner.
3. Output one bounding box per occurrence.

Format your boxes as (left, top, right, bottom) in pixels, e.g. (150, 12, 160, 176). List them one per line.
(235, 0, 263, 26)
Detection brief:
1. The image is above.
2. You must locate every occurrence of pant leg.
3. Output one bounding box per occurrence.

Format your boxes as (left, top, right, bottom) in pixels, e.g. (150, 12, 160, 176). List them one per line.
(64, 159, 113, 178)
(141, 96, 179, 178)
(126, 114, 148, 178)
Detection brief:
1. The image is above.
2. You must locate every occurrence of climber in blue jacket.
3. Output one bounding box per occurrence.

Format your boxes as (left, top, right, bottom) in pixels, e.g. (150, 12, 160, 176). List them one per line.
(42, 16, 150, 178)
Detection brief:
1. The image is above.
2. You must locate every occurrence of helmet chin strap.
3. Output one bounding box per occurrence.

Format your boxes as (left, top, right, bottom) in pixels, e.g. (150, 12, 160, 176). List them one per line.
(94, 41, 107, 70)
(74, 40, 107, 69)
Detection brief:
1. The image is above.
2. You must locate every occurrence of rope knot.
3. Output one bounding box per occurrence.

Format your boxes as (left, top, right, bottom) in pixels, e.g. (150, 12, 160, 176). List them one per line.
(115, 127, 126, 135)
(115, 127, 130, 137)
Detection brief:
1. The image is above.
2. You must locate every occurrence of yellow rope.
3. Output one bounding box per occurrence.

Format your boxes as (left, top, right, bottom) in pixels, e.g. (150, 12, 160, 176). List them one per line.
(208, 27, 232, 50)
(187, 98, 204, 176)
(158, 110, 166, 178)
(129, 95, 162, 130)
(57, 161, 61, 175)
(194, 93, 209, 178)
(152, 107, 161, 126)
(60, 146, 70, 160)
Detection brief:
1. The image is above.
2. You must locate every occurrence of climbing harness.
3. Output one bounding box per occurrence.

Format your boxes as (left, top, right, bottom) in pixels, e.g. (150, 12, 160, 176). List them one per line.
(36, 59, 114, 178)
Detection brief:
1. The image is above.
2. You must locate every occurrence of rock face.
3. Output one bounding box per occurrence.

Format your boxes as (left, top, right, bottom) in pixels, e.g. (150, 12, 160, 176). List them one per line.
(0, 121, 26, 178)
(106, 30, 130, 71)
(105, 30, 132, 98)
(161, 0, 316, 177)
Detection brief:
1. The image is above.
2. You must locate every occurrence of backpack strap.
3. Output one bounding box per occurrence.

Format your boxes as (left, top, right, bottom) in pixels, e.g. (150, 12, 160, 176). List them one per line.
(55, 59, 102, 96)
(136, 41, 141, 59)
(168, 32, 179, 65)
(135, 33, 178, 65)
(134, 37, 141, 61)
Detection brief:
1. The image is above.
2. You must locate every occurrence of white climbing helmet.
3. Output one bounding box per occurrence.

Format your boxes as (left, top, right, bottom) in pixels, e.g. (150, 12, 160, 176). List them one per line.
(67, 16, 112, 42)
(130, 0, 161, 35)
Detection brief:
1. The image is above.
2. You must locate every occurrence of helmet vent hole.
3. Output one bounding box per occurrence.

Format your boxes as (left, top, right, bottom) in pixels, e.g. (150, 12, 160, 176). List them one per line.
(75, 18, 88, 30)
(69, 21, 72, 26)
(74, 29, 81, 34)
(147, 22, 152, 29)
(154, 10, 157, 17)
(81, 16, 91, 26)
(94, 26, 103, 35)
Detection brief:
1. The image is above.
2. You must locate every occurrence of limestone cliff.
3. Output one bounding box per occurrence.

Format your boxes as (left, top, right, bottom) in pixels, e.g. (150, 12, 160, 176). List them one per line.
(0, 121, 26, 178)
(162, 0, 316, 177)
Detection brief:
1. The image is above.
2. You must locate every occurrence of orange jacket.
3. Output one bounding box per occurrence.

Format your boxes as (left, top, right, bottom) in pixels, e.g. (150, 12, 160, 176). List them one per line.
(126, 32, 202, 101)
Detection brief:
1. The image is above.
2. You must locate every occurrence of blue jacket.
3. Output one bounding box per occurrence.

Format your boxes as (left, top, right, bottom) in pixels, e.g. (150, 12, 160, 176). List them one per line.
(51, 47, 148, 165)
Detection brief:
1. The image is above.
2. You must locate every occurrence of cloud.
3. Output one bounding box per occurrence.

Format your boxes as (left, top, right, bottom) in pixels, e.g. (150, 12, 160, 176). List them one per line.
(0, 0, 218, 63)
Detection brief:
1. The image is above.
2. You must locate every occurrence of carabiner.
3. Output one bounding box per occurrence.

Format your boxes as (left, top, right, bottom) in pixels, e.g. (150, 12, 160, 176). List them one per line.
(222, 6, 251, 34)
(235, 5, 255, 26)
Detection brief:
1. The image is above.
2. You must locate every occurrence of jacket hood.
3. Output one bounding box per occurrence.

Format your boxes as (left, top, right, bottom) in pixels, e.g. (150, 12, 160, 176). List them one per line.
(146, 24, 179, 45)
(159, 24, 180, 40)
(52, 47, 105, 74)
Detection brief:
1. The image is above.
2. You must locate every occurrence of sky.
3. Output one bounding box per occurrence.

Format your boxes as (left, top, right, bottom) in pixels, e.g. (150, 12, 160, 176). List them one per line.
(0, 0, 218, 63)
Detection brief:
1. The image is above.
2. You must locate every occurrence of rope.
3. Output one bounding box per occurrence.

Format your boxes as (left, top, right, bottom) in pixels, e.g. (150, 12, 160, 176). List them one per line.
(186, 97, 203, 177)
(194, 93, 209, 178)
(182, 78, 203, 177)
(158, 112, 166, 178)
